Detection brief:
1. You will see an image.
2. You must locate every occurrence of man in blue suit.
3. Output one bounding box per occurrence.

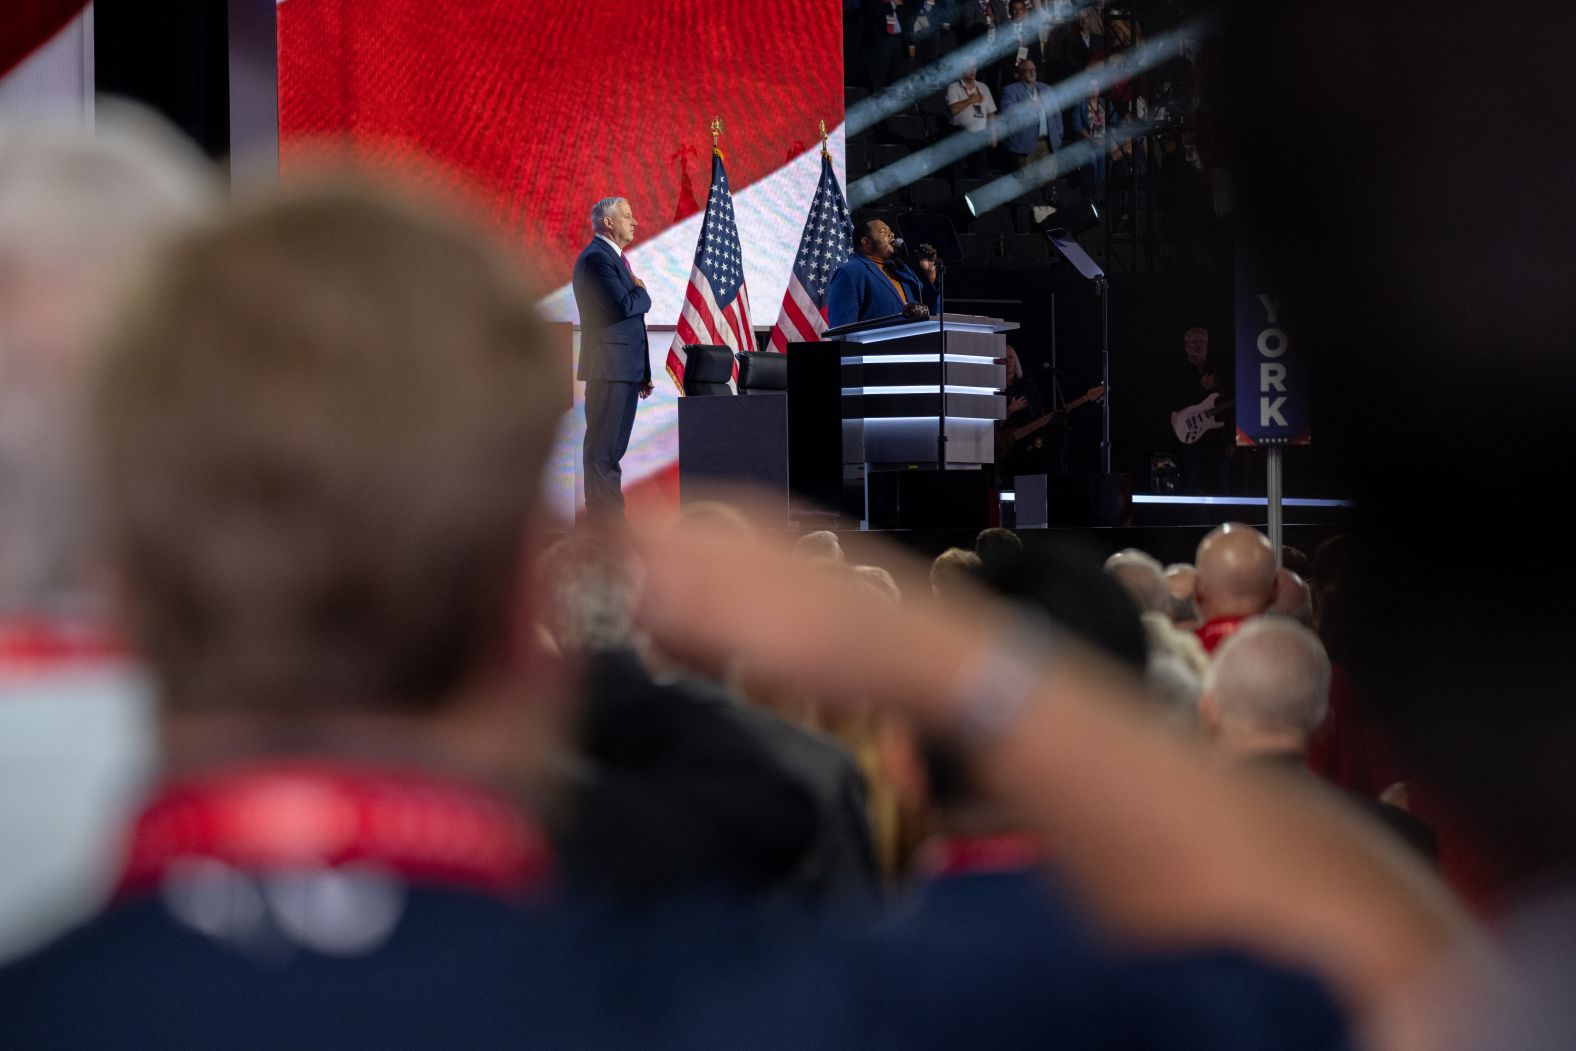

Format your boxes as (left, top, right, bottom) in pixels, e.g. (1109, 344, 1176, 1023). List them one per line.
(1000, 59, 1063, 171)
(826, 219, 939, 328)
(574, 196, 654, 522)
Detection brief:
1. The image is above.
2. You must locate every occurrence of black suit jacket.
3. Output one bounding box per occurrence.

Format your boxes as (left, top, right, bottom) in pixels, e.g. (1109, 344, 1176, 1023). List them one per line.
(573, 237, 652, 383)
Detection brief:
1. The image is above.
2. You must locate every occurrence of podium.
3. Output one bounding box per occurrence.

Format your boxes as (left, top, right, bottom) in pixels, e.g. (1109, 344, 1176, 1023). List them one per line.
(789, 313, 1014, 528)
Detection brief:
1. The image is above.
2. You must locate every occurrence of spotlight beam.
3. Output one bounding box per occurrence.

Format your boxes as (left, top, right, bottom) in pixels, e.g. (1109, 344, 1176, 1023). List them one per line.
(847, 18, 1213, 210)
(962, 118, 1157, 219)
(845, 3, 1090, 138)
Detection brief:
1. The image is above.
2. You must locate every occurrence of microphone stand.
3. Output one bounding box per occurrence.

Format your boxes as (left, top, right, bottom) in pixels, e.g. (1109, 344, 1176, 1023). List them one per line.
(934, 257, 947, 474)
(1096, 275, 1110, 474)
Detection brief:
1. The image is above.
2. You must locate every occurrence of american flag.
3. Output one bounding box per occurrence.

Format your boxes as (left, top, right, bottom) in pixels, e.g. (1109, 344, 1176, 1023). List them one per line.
(667, 149, 753, 392)
(767, 151, 854, 352)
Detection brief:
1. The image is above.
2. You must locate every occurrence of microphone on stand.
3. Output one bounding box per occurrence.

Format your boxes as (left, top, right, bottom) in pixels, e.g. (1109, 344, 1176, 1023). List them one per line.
(891, 236, 907, 253)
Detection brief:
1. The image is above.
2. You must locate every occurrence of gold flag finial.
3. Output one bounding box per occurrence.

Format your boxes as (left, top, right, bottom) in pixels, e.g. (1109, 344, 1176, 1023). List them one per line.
(710, 117, 723, 149)
(819, 119, 829, 158)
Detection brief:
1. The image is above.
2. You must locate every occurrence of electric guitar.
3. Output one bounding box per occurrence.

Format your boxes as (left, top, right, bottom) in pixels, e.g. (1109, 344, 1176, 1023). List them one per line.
(1171, 393, 1235, 444)
(997, 385, 1106, 458)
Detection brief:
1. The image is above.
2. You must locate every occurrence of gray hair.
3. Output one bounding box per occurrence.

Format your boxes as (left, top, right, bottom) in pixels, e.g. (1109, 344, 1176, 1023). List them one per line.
(589, 196, 627, 234)
(1104, 548, 1168, 614)
(1204, 616, 1331, 737)
(0, 105, 217, 610)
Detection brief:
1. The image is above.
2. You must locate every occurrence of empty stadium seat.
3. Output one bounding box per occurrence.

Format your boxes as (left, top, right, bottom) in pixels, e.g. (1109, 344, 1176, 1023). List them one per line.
(908, 178, 952, 209)
(880, 113, 929, 145)
(869, 144, 908, 172)
(997, 233, 1053, 268)
(957, 233, 995, 267)
(968, 209, 1015, 236)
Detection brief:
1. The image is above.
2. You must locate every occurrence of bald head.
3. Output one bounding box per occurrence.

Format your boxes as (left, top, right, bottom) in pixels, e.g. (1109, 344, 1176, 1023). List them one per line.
(1104, 549, 1168, 614)
(1202, 617, 1331, 757)
(1195, 523, 1278, 621)
(1268, 568, 1313, 626)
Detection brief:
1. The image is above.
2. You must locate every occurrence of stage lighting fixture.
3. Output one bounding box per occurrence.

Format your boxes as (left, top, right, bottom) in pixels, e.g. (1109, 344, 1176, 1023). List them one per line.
(1039, 199, 1100, 238)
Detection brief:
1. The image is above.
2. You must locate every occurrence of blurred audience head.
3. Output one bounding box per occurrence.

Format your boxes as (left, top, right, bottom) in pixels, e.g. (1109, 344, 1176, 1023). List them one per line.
(90, 184, 566, 739)
(535, 532, 639, 654)
(794, 529, 844, 562)
(1268, 568, 1313, 626)
(853, 565, 902, 605)
(926, 541, 1152, 821)
(1103, 548, 1168, 614)
(930, 547, 982, 600)
(1280, 545, 1311, 581)
(0, 107, 216, 612)
(973, 526, 1023, 572)
(1162, 563, 1200, 628)
(677, 501, 757, 542)
(1201, 617, 1331, 761)
(1195, 523, 1278, 622)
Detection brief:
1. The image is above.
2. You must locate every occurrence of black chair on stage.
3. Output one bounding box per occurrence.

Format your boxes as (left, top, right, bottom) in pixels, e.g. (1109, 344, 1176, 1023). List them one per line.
(736, 350, 787, 394)
(681, 344, 736, 397)
(678, 347, 788, 516)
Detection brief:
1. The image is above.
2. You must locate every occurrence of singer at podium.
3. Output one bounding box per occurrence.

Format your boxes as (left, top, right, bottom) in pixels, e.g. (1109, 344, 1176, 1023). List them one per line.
(825, 218, 939, 327)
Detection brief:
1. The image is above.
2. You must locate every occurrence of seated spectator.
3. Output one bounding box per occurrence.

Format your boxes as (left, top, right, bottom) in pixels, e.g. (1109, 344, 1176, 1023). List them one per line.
(1201, 619, 1437, 863)
(1193, 523, 1277, 652)
(945, 64, 998, 176)
(0, 109, 216, 963)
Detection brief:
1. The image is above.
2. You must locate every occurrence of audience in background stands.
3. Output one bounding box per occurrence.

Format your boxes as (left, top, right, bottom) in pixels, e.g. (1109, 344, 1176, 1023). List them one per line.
(945, 64, 998, 176)
(1000, 59, 1063, 173)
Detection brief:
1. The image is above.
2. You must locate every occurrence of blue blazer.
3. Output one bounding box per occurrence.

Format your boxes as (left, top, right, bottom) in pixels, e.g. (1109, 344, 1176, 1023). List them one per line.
(825, 254, 939, 329)
(573, 237, 652, 382)
(1000, 81, 1064, 155)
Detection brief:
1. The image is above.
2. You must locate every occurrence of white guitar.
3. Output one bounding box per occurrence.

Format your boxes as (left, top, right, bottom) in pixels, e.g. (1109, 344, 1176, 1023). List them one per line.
(1171, 393, 1235, 444)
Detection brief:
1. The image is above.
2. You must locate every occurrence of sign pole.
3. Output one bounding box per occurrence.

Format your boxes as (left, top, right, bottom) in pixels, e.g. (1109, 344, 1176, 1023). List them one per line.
(1266, 445, 1283, 564)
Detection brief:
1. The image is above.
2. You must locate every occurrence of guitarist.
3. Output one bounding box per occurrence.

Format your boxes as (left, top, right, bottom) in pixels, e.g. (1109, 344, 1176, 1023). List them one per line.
(997, 344, 1047, 485)
(1170, 326, 1233, 494)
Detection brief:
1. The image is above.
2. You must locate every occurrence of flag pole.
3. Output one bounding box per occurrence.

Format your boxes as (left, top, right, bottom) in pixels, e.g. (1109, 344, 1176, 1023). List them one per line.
(711, 116, 723, 159)
(819, 119, 829, 160)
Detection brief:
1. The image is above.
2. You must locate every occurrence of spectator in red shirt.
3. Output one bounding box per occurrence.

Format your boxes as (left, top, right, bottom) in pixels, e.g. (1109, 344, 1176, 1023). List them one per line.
(1193, 523, 1278, 653)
